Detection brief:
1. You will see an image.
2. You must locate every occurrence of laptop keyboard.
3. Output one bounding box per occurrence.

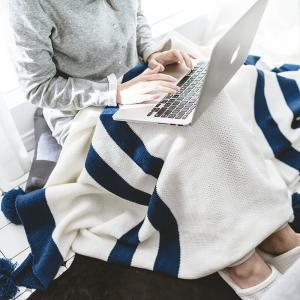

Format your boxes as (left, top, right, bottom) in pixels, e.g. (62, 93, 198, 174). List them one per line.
(147, 61, 208, 120)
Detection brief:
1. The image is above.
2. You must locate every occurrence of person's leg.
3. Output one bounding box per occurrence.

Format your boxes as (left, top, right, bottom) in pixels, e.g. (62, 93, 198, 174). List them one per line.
(225, 252, 271, 288)
(224, 224, 300, 289)
(259, 224, 300, 255)
(257, 224, 300, 274)
(25, 108, 62, 192)
(219, 252, 281, 299)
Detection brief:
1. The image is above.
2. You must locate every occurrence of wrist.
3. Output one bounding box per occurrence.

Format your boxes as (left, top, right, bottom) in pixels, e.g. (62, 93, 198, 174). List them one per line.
(116, 84, 122, 104)
(147, 51, 162, 63)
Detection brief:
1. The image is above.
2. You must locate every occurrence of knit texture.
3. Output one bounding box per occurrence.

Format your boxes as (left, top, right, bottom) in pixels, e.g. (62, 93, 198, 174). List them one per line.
(8, 0, 169, 145)
(1, 57, 300, 298)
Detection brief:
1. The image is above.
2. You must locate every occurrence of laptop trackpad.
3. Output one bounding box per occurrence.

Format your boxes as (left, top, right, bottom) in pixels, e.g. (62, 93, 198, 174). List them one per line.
(163, 62, 191, 82)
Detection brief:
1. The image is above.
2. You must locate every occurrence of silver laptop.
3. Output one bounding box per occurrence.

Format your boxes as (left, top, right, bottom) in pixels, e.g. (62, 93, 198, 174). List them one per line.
(113, 0, 269, 125)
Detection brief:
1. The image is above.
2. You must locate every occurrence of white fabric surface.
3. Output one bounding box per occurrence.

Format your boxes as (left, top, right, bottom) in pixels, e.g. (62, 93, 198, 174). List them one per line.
(43, 66, 294, 278)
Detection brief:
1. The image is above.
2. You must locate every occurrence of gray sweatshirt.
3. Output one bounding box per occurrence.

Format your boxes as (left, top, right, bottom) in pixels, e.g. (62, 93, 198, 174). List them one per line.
(9, 0, 165, 144)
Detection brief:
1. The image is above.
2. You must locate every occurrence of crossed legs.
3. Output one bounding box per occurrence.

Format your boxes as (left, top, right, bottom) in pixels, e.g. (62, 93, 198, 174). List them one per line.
(225, 224, 300, 288)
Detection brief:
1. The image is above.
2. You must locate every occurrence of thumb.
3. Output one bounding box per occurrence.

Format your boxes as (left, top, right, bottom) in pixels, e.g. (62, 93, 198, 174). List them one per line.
(143, 65, 161, 75)
(148, 60, 165, 72)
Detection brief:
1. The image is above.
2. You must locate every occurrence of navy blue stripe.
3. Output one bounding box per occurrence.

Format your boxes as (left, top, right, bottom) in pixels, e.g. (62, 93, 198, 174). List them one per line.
(123, 63, 148, 83)
(107, 185, 181, 277)
(14, 189, 63, 290)
(85, 146, 150, 206)
(254, 69, 300, 171)
(272, 64, 300, 73)
(100, 108, 164, 179)
(245, 55, 261, 66)
(100, 63, 163, 179)
(276, 75, 300, 129)
(148, 188, 180, 277)
(108, 221, 143, 265)
(292, 193, 300, 209)
(291, 193, 300, 233)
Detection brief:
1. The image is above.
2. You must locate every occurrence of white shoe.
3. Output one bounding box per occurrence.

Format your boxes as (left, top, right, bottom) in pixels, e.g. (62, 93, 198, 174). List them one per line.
(257, 244, 300, 273)
(219, 265, 281, 300)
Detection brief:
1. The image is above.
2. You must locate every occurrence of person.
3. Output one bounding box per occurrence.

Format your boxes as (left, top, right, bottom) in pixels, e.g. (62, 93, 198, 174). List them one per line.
(8, 0, 300, 299)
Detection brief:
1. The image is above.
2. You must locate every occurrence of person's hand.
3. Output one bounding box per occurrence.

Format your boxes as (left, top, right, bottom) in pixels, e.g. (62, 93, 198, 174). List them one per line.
(148, 50, 196, 72)
(117, 66, 179, 105)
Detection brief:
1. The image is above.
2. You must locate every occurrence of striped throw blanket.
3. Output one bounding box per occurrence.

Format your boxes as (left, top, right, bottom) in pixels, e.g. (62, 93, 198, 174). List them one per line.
(1, 57, 300, 300)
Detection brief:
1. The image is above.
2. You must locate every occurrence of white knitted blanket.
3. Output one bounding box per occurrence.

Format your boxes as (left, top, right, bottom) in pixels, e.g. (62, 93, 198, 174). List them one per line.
(2, 57, 300, 296)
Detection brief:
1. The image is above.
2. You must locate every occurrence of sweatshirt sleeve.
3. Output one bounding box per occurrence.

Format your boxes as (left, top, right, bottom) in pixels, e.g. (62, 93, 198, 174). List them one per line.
(136, 0, 168, 62)
(9, 0, 117, 111)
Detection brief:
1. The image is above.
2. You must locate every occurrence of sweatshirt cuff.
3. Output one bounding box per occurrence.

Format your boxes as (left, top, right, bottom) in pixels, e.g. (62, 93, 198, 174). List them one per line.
(106, 73, 118, 107)
(142, 38, 172, 63)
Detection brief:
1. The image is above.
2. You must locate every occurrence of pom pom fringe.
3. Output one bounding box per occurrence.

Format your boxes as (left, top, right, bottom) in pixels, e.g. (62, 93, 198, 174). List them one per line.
(0, 258, 19, 300)
(1, 187, 25, 225)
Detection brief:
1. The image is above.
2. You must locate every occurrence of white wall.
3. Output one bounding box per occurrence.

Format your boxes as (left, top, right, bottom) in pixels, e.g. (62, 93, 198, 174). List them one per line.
(0, 1, 19, 97)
